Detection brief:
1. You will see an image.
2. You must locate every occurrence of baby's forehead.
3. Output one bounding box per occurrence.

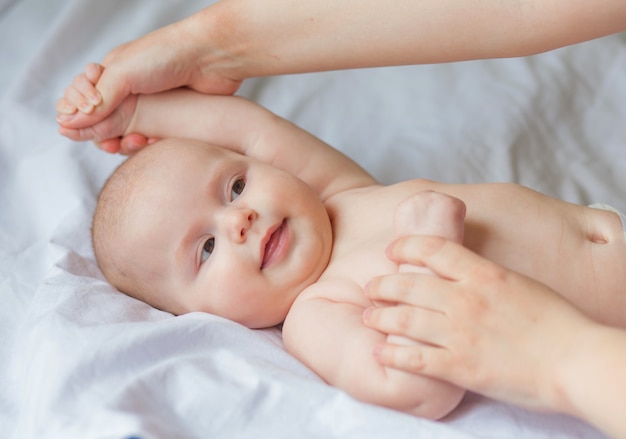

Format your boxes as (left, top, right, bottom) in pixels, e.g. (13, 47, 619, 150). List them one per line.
(121, 139, 234, 213)
(128, 140, 233, 181)
(144, 138, 230, 162)
(116, 139, 243, 220)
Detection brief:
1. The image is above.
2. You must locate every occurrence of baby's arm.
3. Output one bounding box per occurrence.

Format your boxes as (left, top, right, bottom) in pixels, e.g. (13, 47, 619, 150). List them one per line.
(283, 281, 465, 419)
(57, 65, 375, 200)
(283, 192, 468, 419)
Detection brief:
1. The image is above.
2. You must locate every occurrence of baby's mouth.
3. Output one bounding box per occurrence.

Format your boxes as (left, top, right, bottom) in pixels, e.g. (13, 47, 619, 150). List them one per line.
(261, 219, 288, 269)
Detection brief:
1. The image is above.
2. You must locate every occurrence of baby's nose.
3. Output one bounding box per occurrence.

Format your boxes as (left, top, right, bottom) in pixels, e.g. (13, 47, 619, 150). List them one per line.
(227, 207, 257, 242)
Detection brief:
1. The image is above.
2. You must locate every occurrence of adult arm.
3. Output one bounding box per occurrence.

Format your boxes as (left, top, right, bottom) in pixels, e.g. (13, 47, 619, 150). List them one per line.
(58, 0, 626, 128)
(363, 235, 626, 439)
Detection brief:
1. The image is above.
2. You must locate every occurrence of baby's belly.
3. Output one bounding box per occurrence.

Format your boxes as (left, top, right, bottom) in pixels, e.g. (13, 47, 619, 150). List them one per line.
(466, 201, 626, 327)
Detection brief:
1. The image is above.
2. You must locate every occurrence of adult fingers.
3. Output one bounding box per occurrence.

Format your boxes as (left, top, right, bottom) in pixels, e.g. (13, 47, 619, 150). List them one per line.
(387, 235, 506, 284)
(96, 138, 122, 154)
(365, 272, 452, 310)
(363, 304, 449, 346)
(58, 67, 131, 130)
(119, 133, 150, 155)
(374, 342, 455, 382)
(57, 126, 94, 142)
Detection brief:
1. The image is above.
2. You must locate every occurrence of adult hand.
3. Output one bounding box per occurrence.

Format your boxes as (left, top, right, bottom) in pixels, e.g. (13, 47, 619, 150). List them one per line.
(57, 0, 626, 145)
(362, 235, 595, 414)
(56, 9, 243, 136)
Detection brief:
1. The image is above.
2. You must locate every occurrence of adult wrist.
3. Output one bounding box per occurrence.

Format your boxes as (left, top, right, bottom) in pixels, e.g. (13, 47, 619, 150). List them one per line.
(550, 321, 609, 418)
(182, 3, 250, 93)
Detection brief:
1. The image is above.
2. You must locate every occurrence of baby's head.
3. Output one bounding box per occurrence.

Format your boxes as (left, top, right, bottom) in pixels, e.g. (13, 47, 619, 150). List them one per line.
(93, 139, 333, 328)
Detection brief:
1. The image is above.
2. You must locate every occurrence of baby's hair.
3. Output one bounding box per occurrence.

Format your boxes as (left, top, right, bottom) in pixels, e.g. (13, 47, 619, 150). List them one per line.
(91, 141, 172, 307)
(92, 139, 236, 315)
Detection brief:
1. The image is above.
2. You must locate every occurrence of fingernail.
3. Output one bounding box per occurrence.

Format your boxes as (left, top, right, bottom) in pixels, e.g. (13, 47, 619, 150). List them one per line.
(78, 102, 94, 114)
(87, 92, 101, 106)
(362, 307, 373, 323)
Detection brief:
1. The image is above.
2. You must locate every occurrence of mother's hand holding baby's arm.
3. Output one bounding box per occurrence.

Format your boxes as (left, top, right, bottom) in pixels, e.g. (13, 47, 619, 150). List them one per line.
(57, 0, 626, 144)
(363, 235, 626, 439)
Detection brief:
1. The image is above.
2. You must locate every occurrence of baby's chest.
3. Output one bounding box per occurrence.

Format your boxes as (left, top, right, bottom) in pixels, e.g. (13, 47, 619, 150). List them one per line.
(313, 183, 423, 301)
(322, 222, 398, 294)
(300, 240, 397, 309)
(326, 238, 396, 286)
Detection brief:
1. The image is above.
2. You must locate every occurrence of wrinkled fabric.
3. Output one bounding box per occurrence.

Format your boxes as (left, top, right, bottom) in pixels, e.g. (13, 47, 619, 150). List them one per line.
(2, 1, 624, 438)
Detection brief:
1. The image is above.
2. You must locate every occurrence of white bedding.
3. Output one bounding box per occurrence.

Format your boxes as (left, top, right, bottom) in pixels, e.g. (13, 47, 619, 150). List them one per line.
(2, 1, 624, 438)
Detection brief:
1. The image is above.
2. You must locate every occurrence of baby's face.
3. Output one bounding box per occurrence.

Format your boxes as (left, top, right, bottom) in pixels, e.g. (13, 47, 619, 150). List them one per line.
(119, 140, 332, 328)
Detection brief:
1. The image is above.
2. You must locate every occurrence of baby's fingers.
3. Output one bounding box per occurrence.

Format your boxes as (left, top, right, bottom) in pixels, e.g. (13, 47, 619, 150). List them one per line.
(366, 271, 450, 310)
(58, 125, 122, 154)
(57, 125, 99, 142)
(64, 71, 102, 114)
(84, 62, 105, 87)
(374, 343, 455, 382)
(55, 96, 77, 115)
(364, 303, 448, 344)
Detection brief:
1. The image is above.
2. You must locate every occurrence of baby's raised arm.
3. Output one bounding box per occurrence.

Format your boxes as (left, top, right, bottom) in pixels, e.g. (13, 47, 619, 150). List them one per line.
(58, 65, 375, 200)
(56, 0, 626, 136)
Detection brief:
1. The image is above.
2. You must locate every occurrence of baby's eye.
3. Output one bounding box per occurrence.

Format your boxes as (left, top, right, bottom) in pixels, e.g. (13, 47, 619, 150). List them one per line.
(231, 178, 246, 201)
(201, 237, 215, 263)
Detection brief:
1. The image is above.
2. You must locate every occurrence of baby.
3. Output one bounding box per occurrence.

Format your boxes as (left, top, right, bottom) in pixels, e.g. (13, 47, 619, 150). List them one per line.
(58, 65, 626, 420)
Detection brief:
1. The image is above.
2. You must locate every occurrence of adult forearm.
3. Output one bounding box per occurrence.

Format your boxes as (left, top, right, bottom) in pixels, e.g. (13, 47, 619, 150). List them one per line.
(58, 0, 626, 138)
(202, 0, 626, 79)
(557, 326, 626, 439)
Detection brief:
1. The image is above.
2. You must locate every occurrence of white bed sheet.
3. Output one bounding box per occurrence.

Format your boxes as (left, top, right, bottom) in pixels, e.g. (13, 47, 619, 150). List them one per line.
(2, 0, 625, 438)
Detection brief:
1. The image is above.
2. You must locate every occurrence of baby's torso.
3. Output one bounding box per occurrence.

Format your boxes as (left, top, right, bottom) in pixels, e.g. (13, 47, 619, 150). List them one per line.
(295, 179, 626, 327)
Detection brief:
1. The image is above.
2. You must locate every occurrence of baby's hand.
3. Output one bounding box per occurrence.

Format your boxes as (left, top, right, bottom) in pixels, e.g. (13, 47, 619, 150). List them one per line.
(392, 191, 465, 277)
(56, 63, 148, 154)
(56, 63, 103, 116)
(394, 191, 466, 243)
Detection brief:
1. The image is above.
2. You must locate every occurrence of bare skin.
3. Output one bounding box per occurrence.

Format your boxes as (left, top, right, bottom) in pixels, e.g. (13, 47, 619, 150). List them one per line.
(364, 236, 626, 439)
(59, 67, 626, 423)
(56, 0, 626, 153)
(53, 1, 626, 430)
